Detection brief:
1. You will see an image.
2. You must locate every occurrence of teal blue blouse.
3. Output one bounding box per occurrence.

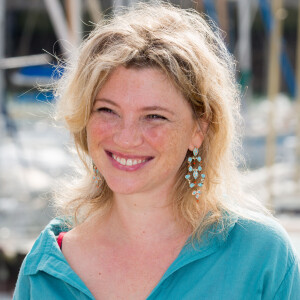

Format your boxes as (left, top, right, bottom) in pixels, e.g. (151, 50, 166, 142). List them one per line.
(14, 216, 300, 299)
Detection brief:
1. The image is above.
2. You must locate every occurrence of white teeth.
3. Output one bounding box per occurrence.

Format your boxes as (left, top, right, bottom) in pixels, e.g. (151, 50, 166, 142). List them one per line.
(112, 154, 147, 166)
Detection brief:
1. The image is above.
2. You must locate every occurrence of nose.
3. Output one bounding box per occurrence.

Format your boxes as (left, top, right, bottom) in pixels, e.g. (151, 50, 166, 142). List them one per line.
(112, 119, 143, 148)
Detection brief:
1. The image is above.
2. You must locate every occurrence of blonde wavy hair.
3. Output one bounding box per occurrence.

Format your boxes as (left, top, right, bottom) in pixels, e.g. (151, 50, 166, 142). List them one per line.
(54, 1, 270, 236)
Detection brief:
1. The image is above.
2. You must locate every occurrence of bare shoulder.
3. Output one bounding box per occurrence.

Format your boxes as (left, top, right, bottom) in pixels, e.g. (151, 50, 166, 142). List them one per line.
(61, 215, 105, 258)
(61, 222, 89, 268)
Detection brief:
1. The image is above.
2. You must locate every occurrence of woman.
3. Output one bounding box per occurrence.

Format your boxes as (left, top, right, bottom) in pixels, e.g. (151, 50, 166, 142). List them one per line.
(14, 2, 299, 299)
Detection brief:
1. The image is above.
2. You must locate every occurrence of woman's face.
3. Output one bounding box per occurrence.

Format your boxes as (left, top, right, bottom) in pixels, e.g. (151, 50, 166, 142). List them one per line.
(86, 66, 203, 196)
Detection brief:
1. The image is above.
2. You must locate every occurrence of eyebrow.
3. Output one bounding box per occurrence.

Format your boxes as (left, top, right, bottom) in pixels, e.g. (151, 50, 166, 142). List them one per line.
(94, 98, 119, 107)
(94, 98, 175, 115)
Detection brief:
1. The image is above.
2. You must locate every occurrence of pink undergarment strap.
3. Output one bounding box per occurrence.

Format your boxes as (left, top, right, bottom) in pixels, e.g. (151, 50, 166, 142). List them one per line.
(57, 232, 67, 249)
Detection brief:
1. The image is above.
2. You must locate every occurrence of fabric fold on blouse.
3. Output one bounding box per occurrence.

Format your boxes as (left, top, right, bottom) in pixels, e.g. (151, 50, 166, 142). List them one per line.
(13, 215, 300, 300)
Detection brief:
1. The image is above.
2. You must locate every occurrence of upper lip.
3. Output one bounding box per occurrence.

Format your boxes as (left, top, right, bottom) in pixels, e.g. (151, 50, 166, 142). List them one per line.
(106, 150, 154, 160)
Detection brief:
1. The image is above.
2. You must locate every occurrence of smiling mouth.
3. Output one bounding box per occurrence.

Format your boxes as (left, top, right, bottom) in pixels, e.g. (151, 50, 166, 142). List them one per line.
(107, 151, 153, 167)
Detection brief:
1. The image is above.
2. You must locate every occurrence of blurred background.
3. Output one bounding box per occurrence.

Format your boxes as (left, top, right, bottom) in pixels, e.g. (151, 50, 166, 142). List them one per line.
(0, 0, 300, 297)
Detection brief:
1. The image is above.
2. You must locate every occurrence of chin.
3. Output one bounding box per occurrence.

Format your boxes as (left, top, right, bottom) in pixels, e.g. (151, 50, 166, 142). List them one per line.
(106, 180, 144, 196)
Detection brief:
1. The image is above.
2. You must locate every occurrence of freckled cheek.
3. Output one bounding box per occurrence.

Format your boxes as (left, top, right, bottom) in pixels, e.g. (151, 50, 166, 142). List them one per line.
(143, 126, 187, 152)
(142, 126, 170, 149)
(86, 119, 117, 146)
(144, 126, 188, 177)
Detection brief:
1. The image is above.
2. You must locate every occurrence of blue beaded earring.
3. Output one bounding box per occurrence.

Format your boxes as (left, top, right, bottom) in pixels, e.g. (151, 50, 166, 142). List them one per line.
(185, 147, 205, 202)
(93, 163, 101, 188)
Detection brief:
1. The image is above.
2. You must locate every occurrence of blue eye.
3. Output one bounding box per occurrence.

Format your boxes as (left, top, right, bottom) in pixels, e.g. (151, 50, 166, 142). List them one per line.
(146, 114, 167, 120)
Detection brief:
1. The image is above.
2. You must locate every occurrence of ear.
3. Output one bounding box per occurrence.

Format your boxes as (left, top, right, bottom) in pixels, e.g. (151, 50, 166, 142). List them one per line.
(188, 119, 208, 151)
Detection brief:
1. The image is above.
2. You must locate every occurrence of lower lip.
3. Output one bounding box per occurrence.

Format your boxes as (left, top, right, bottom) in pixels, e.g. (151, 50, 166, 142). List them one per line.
(107, 152, 152, 171)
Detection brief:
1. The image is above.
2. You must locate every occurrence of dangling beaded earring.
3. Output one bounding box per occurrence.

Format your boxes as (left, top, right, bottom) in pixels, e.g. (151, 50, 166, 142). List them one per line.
(185, 147, 205, 202)
(92, 163, 101, 188)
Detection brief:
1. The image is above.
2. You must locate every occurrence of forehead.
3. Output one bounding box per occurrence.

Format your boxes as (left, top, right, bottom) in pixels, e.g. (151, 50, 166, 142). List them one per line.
(96, 66, 192, 111)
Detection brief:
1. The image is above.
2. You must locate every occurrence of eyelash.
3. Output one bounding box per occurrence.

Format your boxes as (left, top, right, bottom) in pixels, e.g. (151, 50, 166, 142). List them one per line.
(97, 107, 115, 114)
(96, 108, 167, 121)
(146, 114, 167, 120)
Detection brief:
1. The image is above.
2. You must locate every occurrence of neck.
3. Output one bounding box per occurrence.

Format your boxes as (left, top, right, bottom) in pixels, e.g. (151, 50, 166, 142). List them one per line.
(102, 188, 190, 245)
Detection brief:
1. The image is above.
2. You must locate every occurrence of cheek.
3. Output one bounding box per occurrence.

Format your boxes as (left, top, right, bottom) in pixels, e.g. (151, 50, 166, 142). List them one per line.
(144, 124, 192, 154)
(143, 125, 174, 151)
(143, 126, 165, 142)
(86, 118, 116, 146)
